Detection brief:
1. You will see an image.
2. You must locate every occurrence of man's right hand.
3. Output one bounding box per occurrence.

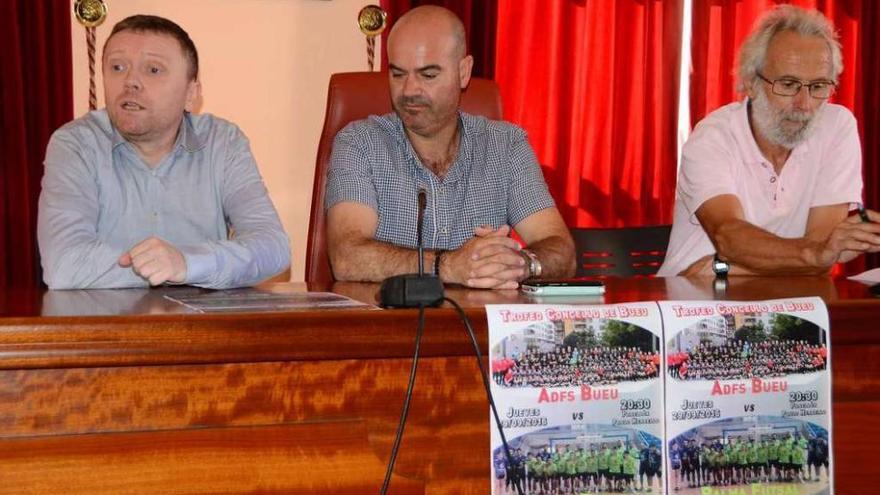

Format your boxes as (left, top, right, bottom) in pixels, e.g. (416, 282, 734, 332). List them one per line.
(118, 236, 187, 286)
(442, 225, 526, 289)
(813, 208, 880, 267)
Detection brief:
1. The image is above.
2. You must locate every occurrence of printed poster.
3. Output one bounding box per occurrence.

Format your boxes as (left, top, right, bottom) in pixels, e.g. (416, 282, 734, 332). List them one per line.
(487, 303, 665, 495)
(659, 297, 832, 495)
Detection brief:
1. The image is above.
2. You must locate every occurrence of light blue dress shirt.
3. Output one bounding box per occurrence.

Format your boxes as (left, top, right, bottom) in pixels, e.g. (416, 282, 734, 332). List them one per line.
(38, 110, 290, 289)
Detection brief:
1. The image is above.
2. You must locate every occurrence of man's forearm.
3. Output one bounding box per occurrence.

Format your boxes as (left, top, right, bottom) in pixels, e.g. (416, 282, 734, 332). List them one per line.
(330, 239, 430, 282)
(527, 235, 577, 278)
(714, 220, 829, 276)
(41, 240, 147, 289)
(179, 230, 291, 289)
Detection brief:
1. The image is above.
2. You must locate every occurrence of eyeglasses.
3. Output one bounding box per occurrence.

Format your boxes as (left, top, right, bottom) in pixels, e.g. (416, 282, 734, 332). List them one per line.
(756, 72, 836, 99)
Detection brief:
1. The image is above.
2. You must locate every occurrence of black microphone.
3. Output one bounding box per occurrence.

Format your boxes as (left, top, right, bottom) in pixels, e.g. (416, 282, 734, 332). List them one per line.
(379, 188, 445, 308)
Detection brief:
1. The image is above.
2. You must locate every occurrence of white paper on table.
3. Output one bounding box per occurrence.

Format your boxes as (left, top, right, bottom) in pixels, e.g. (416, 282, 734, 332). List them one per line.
(846, 267, 880, 284)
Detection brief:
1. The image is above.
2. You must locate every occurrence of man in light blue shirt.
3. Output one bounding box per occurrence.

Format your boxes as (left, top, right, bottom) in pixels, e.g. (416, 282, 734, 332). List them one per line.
(37, 15, 289, 289)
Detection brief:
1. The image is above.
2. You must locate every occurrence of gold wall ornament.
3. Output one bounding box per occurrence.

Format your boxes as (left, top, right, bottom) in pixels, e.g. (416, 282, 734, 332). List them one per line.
(73, 0, 108, 28)
(358, 4, 387, 36)
(358, 5, 387, 71)
(73, 0, 108, 110)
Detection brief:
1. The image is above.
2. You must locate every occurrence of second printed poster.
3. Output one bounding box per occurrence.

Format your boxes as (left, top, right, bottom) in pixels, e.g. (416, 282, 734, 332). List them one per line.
(659, 298, 832, 495)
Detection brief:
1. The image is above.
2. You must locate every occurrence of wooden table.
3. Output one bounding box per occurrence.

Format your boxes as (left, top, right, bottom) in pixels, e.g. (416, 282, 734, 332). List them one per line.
(0, 277, 877, 494)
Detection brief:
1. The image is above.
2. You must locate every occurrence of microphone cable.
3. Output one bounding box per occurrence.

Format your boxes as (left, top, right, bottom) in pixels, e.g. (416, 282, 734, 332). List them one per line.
(379, 303, 426, 495)
(445, 296, 525, 495)
(378, 297, 525, 495)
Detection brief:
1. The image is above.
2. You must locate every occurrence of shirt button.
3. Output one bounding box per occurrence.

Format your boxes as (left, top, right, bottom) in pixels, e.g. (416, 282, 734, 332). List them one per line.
(770, 177, 777, 183)
(441, 227, 448, 235)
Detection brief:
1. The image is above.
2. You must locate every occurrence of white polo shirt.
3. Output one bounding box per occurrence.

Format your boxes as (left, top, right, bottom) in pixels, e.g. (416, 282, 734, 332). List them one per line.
(658, 99, 863, 276)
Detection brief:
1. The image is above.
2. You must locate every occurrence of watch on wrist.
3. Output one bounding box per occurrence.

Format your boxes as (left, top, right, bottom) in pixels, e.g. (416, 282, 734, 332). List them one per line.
(712, 253, 730, 278)
(521, 249, 543, 279)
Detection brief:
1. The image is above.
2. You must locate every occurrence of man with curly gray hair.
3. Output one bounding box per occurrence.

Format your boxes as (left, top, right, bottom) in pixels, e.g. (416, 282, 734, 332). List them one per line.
(659, 5, 880, 278)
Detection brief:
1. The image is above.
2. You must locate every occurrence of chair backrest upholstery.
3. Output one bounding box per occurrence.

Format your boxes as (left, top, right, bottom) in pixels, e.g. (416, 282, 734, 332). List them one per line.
(306, 71, 503, 285)
(570, 225, 672, 278)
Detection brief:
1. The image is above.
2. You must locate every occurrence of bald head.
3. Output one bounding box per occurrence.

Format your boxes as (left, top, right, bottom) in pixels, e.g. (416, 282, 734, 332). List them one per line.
(388, 5, 467, 60)
(386, 6, 473, 139)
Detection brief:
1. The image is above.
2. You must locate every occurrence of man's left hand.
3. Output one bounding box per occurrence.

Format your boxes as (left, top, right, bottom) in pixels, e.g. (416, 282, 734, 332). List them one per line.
(118, 236, 187, 286)
(469, 224, 528, 288)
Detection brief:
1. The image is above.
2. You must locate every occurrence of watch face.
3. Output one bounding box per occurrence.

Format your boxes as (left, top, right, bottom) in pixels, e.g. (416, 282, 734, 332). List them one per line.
(712, 257, 729, 276)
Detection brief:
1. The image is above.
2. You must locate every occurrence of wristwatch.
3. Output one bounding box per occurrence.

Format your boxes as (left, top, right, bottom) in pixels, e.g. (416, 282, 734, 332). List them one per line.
(521, 249, 543, 279)
(712, 253, 730, 278)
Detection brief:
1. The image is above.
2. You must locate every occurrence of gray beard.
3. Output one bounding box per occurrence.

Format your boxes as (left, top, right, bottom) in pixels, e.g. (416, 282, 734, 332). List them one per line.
(750, 90, 821, 150)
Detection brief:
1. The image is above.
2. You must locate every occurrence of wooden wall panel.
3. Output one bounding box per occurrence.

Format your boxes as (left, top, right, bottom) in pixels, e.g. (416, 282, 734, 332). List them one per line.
(0, 357, 491, 492)
(0, 422, 425, 494)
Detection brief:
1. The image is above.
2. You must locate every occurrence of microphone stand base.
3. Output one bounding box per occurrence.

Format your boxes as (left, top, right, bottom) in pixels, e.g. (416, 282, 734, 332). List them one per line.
(379, 274, 445, 308)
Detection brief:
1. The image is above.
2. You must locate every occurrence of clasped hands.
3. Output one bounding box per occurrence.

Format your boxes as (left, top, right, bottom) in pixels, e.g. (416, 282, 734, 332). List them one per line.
(118, 236, 187, 286)
(443, 225, 528, 289)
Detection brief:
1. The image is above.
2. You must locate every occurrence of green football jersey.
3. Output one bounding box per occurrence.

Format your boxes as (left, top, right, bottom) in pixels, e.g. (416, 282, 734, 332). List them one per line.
(768, 441, 780, 460)
(609, 450, 623, 473)
(586, 453, 598, 473)
(757, 444, 768, 463)
(778, 444, 791, 464)
(748, 444, 759, 463)
(576, 452, 589, 473)
(623, 453, 637, 475)
(527, 458, 543, 477)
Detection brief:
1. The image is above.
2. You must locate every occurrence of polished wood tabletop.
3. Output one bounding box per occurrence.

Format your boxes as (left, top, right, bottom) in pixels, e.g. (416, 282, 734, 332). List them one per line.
(0, 277, 876, 368)
(0, 277, 877, 494)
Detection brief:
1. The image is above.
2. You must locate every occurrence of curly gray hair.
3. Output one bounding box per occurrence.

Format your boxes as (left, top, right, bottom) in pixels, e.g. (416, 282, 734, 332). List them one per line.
(736, 4, 842, 94)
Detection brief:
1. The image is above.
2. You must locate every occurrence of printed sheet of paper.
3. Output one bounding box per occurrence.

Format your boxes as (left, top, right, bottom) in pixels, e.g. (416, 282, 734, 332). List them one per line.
(659, 298, 832, 495)
(164, 289, 373, 313)
(487, 303, 665, 495)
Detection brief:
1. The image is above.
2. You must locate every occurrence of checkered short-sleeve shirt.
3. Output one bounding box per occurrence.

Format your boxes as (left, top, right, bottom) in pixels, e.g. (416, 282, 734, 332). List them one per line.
(325, 111, 556, 250)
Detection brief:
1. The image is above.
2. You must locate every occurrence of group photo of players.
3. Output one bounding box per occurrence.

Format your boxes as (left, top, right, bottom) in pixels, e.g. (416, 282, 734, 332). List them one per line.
(491, 317, 661, 388)
(493, 425, 663, 495)
(667, 417, 830, 494)
(666, 312, 828, 381)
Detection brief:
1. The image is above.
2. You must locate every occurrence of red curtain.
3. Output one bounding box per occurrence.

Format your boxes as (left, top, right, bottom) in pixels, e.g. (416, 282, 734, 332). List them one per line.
(494, 0, 683, 228)
(859, 3, 879, 269)
(0, 0, 72, 289)
(690, 0, 878, 271)
(379, 0, 498, 78)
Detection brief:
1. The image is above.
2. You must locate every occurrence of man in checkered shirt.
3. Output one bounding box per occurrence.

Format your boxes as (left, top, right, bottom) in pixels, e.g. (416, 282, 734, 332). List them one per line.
(325, 6, 575, 289)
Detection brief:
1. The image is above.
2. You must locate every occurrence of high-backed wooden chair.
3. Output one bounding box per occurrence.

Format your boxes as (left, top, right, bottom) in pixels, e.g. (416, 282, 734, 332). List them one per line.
(305, 72, 503, 285)
(570, 225, 672, 278)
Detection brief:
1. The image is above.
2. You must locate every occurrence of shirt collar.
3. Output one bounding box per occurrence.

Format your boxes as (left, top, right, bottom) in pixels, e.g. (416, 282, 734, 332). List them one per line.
(110, 111, 205, 153)
(178, 112, 205, 152)
(392, 110, 471, 182)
